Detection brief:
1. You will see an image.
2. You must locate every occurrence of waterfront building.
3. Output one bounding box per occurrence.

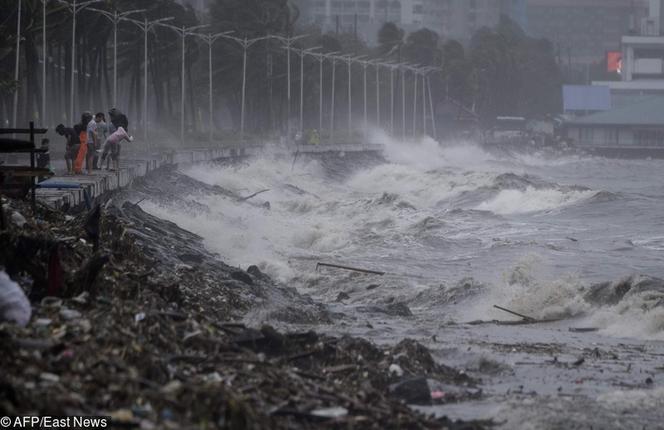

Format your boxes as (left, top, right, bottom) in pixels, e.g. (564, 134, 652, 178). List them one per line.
(565, 96, 664, 150)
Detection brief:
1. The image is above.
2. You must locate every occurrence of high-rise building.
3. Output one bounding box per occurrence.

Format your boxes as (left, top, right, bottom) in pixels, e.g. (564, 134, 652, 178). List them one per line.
(297, 0, 426, 44)
(526, 0, 648, 67)
(421, 0, 502, 42)
(296, 0, 525, 45)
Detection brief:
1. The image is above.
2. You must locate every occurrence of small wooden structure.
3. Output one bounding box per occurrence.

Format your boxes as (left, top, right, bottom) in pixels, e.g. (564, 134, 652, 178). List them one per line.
(0, 122, 52, 215)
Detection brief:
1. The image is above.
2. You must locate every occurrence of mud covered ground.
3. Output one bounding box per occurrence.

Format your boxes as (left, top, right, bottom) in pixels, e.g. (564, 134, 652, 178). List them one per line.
(0, 195, 487, 429)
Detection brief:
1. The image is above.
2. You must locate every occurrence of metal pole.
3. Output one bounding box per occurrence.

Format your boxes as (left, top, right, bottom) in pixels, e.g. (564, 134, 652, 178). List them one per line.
(287, 47, 291, 139)
(208, 39, 213, 144)
(113, 11, 118, 107)
(144, 20, 149, 143)
(70, 0, 76, 124)
(299, 50, 304, 134)
(240, 43, 247, 139)
(12, 0, 21, 129)
(390, 67, 394, 135)
(180, 27, 186, 145)
(42, 0, 46, 126)
(412, 71, 418, 137)
(347, 58, 352, 138)
(401, 67, 406, 142)
(363, 63, 367, 141)
(319, 56, 323, 134)
(422, 73, 427, 135)
(330, 58, 336, 144)
(375, 64, 380, 127)
(427, 75, 437, 140)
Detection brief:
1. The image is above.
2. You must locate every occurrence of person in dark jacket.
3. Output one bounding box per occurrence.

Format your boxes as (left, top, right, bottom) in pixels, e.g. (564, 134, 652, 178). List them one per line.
(55, 124, 80, 175)
(108, 108, 129, 132)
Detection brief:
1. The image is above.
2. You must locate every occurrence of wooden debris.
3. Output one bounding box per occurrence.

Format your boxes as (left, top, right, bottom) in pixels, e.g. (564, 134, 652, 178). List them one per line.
(316, 262, 385, 276)
(238, 189, 270, 201)
(569, 327, 600, 333)
(493, 305, 536, 322)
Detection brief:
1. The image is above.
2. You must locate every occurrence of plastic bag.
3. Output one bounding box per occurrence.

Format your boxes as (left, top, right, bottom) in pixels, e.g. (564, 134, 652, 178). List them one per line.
(0, 271, 31, 326)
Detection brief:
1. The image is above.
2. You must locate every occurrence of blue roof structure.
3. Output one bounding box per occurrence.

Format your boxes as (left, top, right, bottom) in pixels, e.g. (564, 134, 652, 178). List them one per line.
(567, 96, 664, 126)
(563, 85, 611, 112)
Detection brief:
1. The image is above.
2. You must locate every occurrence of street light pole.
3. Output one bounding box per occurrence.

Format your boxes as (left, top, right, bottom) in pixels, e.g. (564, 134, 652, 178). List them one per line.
(218, 35, 271, 141)
(89, 8, 145, 108)
(190, 31, 233, 144)
(374, 62, 381, 128)
(58, 0, 102, 124)
(272, 35, 308, 140)
(390, 65, 395, 135)
(360, 60, 369, 142)
(158, 23, 208, 146)
(427, 75, 437, 140)
(422, 72, 427, 135)
(330, 56, 337, 144)
(309, 51, 338, 139)
(343, 55, 365, 140)
(295, 46, 321, 135)
(401, 66, 406, 141)
(412, 68, 418, 138)
(12, 0, 22, 129)
(126, 17, 174, 145)
(42, 0, 46, 126)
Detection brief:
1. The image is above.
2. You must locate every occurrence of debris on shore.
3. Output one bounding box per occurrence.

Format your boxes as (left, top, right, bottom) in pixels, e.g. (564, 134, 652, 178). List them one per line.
(0, 197, 489, 429)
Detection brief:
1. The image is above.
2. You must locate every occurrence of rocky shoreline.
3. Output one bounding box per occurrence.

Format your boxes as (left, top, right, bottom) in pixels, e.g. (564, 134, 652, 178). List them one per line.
(0, 180, 489, 429)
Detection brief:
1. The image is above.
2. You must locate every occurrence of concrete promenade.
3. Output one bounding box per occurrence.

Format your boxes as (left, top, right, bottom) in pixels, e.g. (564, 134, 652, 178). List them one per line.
(36, 142, 384, 210)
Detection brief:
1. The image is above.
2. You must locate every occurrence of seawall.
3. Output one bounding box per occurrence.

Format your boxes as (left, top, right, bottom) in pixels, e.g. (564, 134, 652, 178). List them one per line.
(36, 143, 384, 209)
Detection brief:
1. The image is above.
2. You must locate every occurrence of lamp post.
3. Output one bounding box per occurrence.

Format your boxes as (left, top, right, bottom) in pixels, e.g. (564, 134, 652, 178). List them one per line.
(217, 35, 272, 141)
(422, 72, 427, 134)
(373, 61, 382, 128)
(329, 55, 338, 144)
(158, 23, 209, 146)
(190, 31, 234, 144)
(342, 54, 365, 139)
(124, 17, 174, 144)
(41, 0, 46, 126)
(293, 46, 321, 135)
(57, 0, 103, 124)
(426, 68, 441, 140)
(307, 51, 339, 139)
(12, 0, 22, 129)
(88, 7, 146, 108)
(401, 65, 407, 141)
(359, 59, 370, 142)
(411, 67, 419, 137)
(272, 34, 308, 140)
(385, 63, 397, 135)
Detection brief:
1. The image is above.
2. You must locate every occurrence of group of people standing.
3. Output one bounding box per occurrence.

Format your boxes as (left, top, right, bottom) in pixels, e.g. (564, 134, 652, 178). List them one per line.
(55, 108, 133, 175)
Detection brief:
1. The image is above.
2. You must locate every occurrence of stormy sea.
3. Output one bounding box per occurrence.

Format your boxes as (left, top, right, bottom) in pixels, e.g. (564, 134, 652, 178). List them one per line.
(136, 136, 664, 429)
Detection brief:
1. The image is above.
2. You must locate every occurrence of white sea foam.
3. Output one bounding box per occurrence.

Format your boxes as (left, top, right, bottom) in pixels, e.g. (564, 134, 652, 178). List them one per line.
(475, 187, 596, 215)
(136, 137, 664, 340)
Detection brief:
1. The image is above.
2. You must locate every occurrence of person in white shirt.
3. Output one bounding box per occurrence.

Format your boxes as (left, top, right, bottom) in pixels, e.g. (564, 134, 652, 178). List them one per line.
(85, 113, 102, 175)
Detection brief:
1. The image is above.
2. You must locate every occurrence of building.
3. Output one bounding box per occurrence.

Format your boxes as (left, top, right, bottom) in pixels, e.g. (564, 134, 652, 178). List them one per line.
(593, 1, 664, 98)
(297, 0, 525, 45)
(421, 0, 501, 42)
(501, 0, 528, 32)
(526, 0, 648, 67)
(565, 96, 664, 151)
(299, 0, 423, 44)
